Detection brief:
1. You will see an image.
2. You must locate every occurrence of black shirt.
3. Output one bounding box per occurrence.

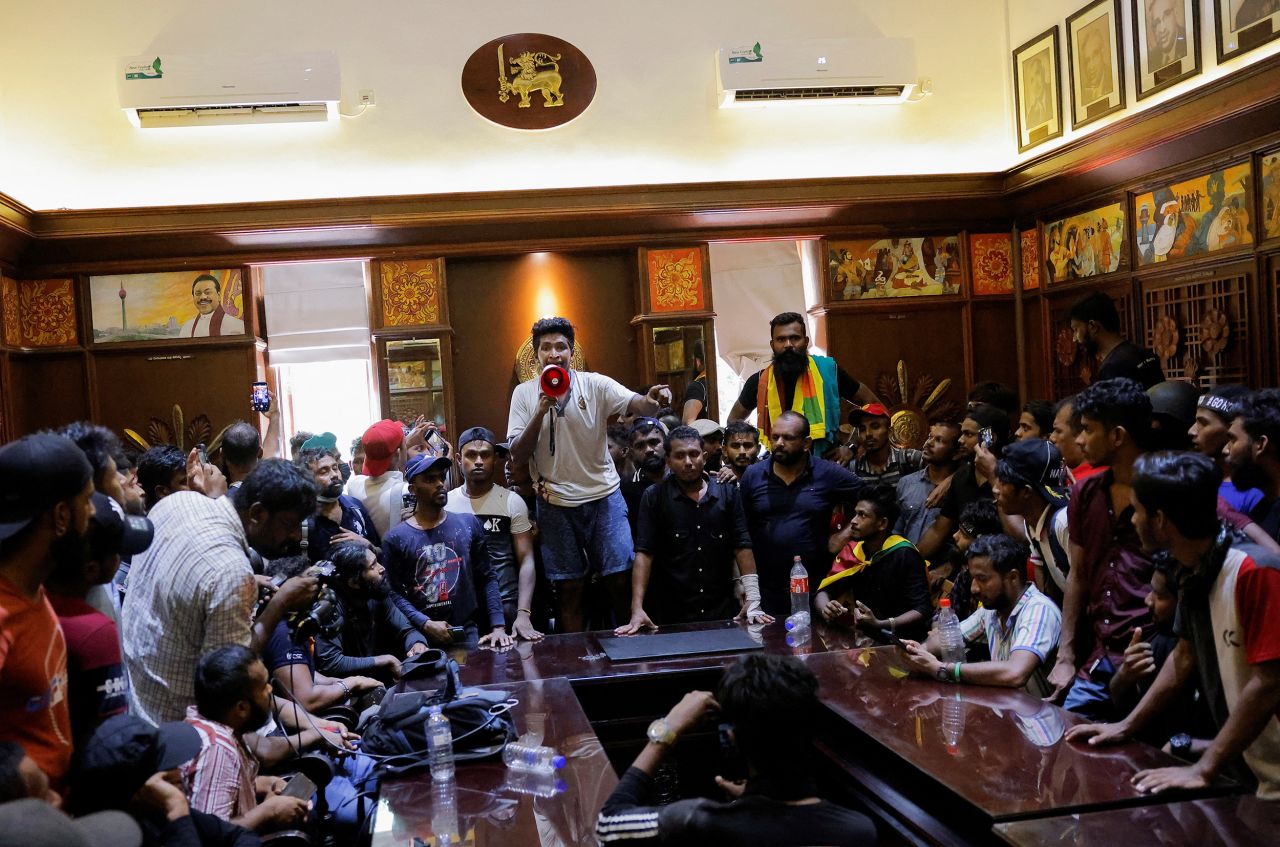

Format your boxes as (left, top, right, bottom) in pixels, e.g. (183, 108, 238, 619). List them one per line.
(314, 590, 427, 678)
(634, 475, 753, 624)
(306, 495, 381, 561)
(735, 364, 862, 413)
(1255, 498, 1280, 542)
(621, 474, 663, 534)
(1096, 341, 1165, 389)
(597, 767, 877, 847)
(739, 456, 868, 617)
(939, 462, 991, 524)
(683, 376, 710, 420)
(826, 542, 932, 641)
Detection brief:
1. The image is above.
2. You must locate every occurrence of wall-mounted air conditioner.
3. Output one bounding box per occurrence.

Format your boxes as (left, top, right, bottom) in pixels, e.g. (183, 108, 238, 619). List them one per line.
(717, 38, 920, 107)
(118, 52, 340, 128)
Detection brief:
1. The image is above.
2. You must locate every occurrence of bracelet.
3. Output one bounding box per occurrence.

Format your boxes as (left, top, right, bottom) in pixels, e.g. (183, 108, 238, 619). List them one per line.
(336, 680, 351, 697)
(888, 616, 896, 633)
(517, 608, 532, 615)
(953, 662, 963, 683)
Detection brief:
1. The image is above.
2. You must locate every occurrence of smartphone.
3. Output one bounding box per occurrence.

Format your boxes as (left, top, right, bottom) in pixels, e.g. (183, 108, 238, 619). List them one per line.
(280, 773, 316, 801)
(401, 490, 417, 511)
(878, 628, 908, 650)
(978, 427, 995, 450)
(426, 429, 449, 457)
(196, 443, 208, 464)
(448, 625, 466, 642)
(251, 381, 271, 413)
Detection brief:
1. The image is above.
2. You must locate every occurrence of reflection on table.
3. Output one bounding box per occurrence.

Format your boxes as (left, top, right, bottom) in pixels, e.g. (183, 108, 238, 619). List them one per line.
(370, 677, 615, 847)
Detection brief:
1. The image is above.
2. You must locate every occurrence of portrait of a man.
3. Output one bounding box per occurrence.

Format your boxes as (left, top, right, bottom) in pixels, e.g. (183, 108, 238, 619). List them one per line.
(1077, 18, 1114, 104)
(1023, 49, 1053, 128)
(1234, 0, 1280, 31)
(179, 273, 245, 338)
(1145, 0, 1187, 70)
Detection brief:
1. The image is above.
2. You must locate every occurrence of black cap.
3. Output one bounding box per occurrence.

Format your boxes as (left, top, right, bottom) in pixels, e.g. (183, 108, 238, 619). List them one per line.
(998, 439, 1068, 504)
(74, 715, 203, 813)
(457, 426, 500, 452)
(0, 433, 94, 542)
(87, 493, 154, 560)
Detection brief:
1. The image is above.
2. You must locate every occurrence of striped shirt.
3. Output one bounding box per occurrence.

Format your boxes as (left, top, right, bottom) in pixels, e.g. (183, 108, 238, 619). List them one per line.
(182, 706, 258, 820)
(960, 583, 1061, 697)
(122, 492, 257, 725)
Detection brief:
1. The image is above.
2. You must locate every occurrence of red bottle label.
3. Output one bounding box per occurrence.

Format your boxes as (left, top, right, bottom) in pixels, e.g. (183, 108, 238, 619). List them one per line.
(790, 576, 808, 594)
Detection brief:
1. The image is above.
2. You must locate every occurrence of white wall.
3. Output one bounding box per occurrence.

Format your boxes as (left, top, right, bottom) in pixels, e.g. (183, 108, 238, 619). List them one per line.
(0, 0, 1012, 209)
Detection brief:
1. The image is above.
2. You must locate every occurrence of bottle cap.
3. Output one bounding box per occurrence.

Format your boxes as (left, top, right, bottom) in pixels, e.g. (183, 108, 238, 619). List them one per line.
(940, 598, 951, 608)
(552, 755, 567, 769)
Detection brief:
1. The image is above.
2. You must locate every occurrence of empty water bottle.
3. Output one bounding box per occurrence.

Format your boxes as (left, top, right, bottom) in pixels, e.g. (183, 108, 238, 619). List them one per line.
(503, 741, 566, 774)
(784, 611, 810, 631)
(426, 705, 455, 781)
(941, 691, 966, 754)
(785, 622, 812, 651)
(936, 598, 965, 664)
(789, 556, 809, 617)
(505, 768, 568, 797)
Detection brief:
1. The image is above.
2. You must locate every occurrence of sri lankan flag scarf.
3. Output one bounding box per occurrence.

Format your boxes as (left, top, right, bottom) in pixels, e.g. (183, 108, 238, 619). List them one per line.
(818, 535, 918, 593)
(757, 356, 830, 447)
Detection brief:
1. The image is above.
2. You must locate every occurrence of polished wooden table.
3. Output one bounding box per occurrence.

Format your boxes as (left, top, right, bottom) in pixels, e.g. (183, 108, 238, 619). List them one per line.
(369, 676, 616, 847)
(993, 794, 1280, 846)
(805, 647, 1239, 846)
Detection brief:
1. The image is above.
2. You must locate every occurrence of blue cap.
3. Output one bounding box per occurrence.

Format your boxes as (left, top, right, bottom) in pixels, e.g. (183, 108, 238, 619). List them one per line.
(404, 453, 451, 481)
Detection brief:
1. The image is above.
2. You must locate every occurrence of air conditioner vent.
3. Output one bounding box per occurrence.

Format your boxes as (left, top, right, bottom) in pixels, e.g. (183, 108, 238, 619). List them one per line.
(732, 85, 905, 102)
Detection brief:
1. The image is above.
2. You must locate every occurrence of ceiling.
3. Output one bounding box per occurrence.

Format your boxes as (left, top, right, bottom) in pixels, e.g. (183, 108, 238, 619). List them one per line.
(0, 0, 1276, 212)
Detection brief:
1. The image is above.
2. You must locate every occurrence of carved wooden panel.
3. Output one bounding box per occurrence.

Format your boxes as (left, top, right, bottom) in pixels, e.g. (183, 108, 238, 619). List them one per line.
(1141, 268, 1251, 387)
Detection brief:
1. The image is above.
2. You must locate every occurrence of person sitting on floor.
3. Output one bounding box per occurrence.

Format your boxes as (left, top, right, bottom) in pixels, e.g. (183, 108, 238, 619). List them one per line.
(596, 653, 877, 846)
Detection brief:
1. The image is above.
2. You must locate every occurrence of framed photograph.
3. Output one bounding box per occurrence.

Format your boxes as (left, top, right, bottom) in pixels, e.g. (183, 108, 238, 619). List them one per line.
(1214, 0, 1280, 62)
(1043, 202, 1127, 283)
(827, 235, 963, 301)
(1131, 0, 1200, 99)
(89, 269, 247, 345)
(1132, 160, 1253, 266)
(1013, 27, 1063, 153)
(1067, 0, 1125, 128)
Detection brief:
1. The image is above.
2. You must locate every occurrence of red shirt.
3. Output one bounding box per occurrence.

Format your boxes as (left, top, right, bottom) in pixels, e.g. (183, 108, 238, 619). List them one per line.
(0, 576, 73, 786)
(49, 593, 128, 748)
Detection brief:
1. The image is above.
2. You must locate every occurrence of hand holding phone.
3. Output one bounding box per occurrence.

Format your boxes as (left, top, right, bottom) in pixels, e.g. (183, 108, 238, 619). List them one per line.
(251, 381, 271, 413)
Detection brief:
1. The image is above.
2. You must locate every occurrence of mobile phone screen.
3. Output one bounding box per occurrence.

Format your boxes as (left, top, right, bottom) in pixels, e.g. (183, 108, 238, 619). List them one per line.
(251, 381, 270, 412)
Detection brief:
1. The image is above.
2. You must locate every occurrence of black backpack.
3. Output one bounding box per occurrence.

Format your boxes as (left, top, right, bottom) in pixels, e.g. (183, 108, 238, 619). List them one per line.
(358, 649, 517, 776)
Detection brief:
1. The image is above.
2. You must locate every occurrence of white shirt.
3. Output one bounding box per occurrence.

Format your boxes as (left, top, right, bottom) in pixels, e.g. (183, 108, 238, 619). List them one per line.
(122, 492, 256, 725)
(507, 370, 634, 507)
(178, 311, 245, 338)
(1026, 506, 1071, 592)
(345, 470, 407, 538)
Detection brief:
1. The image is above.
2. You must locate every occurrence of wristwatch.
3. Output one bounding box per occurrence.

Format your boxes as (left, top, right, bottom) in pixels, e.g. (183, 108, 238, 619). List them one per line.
(647, 718, 678, 746)
(1169, 733, 1193, 759)
(935, 662, 951, 682)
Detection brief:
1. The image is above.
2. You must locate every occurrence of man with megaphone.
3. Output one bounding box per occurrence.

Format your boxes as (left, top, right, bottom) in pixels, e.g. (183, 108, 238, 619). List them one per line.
(508, 317, 672, 632)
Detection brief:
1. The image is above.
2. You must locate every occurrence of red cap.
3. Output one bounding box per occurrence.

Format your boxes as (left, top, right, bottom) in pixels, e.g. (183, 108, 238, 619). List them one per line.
(851, 403, 891, 422)
(360, 419, 404, 477)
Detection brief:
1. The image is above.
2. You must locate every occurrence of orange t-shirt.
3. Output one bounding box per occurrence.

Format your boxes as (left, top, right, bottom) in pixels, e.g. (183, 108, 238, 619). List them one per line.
(0, 576, 73, 786)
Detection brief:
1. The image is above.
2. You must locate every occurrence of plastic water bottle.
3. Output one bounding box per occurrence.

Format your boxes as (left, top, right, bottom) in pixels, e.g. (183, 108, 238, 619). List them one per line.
(936, 598, 965, 664)
(785, 622, 812, 652)
(784, 611, 810, 631)
(426, 705, 455, 781)
(941, 691, 966, 754)
(431, 779, 459, 844)
(789, 556, 809, 617)
(505, 768, 568, 797)
(503, 741, 566, 774)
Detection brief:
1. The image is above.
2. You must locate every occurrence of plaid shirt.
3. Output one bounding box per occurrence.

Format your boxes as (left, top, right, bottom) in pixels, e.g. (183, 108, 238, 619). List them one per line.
(183, 705, 258, 820)
(960, 583, 1061, 697)
(123, 492, 257, 724)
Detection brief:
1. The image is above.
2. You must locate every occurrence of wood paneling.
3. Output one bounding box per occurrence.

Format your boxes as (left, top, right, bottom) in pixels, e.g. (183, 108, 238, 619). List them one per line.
(970, 301, 1022, 397)
(8, 352, 89, 434)
(444, 251, 641, 436)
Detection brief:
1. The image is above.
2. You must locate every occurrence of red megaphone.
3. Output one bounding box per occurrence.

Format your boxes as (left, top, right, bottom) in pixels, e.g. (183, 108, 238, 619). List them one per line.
(540, 364, 570, 398)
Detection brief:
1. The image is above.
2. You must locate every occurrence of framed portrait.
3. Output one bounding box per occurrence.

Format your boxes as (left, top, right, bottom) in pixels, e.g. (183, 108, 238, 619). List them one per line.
(89, 269, 247, 345)
(1131, 0, 1200, 99)
(1043, 202, 1127, 283)
(1068, 0, 1125, 128)
(1214, 0, 1280, 62)
(1013, 27, 1063, 153)
(1132, 161, 1253, 266)
(827, 235, 963, 301)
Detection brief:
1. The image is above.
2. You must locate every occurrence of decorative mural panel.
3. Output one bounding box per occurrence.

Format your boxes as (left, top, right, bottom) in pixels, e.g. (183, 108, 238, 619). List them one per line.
(645, 247, 705, 313)
(1262, 148, 1280, 242)
(1, 276, 19, 347)
(1021, 230, 1042, 291)
(89, 270, 245, 343)
(968, 232, 1041, 295)
(1, 276, 78, 348)
(1142, 270, 1250, 386)
(379, 260, 442, 327)
(827, 235, 962, 301)
(1132, 161, 1253, 267)
(1043, 202, 1126, 283)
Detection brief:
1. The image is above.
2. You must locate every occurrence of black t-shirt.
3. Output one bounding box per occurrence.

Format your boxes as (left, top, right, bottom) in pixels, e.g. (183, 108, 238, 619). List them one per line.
(939, 462, 990, 524)
(1096, 341, 1165, 389)
(683, 377, 710, 420)
(828, 542, 932, 641)
(263, 621, 314, 676)
(736, 365, 861, 413)
(1255, 498, 1280, 542)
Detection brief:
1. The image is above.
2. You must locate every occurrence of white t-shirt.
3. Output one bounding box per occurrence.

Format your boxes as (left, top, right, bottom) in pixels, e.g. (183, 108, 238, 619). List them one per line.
(507, 370, 634, 507)
(344, 470, 407, 538)
(445, 484, 533, 602)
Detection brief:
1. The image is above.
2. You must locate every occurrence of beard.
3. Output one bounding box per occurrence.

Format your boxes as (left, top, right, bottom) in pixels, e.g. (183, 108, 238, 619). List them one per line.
(319, 480, 343, 500)
(773, 348, 808, 378)
(773, 448, 804, 467)
(639, 454, 666, 475)
(1229, 458, 1270, 493)
(246, 698, 272, 732)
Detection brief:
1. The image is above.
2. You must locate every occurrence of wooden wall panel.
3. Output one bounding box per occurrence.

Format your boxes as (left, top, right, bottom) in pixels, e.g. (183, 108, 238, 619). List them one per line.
(1023, 297, 1050, 401)
(970, 301, 1021, 398)
(445, 251, 641, 436)
(8, 353, 89, 433)
(90, 346, 257, 446)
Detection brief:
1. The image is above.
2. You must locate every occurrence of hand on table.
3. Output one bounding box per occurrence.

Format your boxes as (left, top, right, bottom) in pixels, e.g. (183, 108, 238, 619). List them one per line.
(615, 609, 657, 636)
(1132, 764, 1210, 794)
(513, 613, 544, 641)
(479, 627, 514, 649)
(899, 639, 943, 677)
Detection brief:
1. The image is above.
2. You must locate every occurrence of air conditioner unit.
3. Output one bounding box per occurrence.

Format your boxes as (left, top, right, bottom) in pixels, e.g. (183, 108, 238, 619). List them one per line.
(717, 38, 918, 107)
(118, 52, 340, 128)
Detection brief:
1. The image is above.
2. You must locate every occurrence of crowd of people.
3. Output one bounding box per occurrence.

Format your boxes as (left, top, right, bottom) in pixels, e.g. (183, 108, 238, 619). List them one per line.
(3, 293, 1280, 845)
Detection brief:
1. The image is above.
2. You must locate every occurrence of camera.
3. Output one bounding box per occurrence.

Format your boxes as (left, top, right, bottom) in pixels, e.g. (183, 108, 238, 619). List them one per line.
(288, 559, 342, 640)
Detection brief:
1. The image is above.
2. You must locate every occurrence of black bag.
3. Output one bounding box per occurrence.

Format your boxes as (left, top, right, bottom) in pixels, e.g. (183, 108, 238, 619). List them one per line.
(359, 649, 517, 776)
